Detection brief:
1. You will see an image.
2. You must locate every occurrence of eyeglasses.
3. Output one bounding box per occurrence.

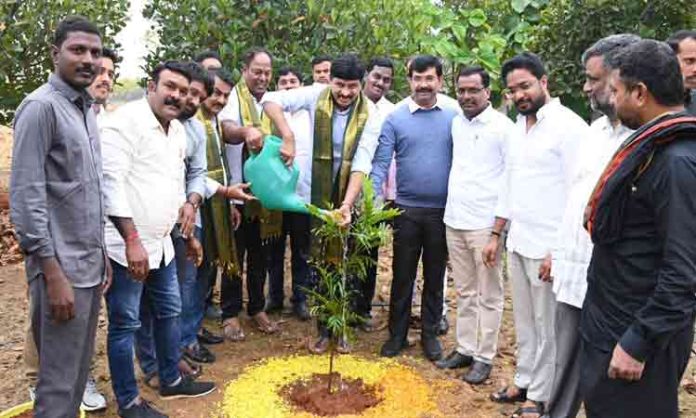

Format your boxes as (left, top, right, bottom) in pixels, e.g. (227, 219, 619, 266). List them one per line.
(458, 87, 485, 95)
(503, 79, 539, 96)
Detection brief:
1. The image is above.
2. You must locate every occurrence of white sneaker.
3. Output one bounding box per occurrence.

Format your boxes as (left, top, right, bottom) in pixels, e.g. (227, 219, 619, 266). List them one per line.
(28, 385, 36, 402)
(81, 376, 107, 411)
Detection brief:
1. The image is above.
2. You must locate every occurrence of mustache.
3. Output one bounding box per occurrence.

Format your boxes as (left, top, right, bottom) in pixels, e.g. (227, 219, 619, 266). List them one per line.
(416, 88, 433, 93)
(77, 65, 94, 75)
(94, 81, 110, 90)
(164, 97, 181, 108)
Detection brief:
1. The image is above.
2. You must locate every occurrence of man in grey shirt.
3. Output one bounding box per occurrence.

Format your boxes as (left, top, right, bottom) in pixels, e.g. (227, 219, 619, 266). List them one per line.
(10, 16, 108, 418)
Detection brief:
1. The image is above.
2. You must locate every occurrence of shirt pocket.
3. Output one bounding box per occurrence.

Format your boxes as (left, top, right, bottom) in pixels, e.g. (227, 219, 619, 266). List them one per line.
(48, 180, 102, 248)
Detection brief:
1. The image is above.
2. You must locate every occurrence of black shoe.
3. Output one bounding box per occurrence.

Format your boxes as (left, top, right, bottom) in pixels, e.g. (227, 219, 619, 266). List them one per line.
(421, 337, 443, 361)
(265, 299, 284, 314)
(197, 328, 223, 345)
(183, 343, 216, 364)
(159, 375, 216, 400)
(119, 400, 168, 418)
(437, 316, 449, 336)
(380, 337, 408, 357)
(435, 350, 473, 369)
(292, 301, 311, 321)
(462, 361, 492, 384)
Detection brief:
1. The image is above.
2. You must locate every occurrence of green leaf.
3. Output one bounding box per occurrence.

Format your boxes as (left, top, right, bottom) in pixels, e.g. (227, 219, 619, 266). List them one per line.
(468, 9, 487, 27)
(511, 0, 532, 14)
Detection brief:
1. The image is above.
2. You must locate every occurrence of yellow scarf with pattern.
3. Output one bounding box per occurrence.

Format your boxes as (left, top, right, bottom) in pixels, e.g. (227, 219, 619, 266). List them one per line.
(196, 110, 239, 276)
(236, 79, 283, 240)
(310, 87, 369, 263)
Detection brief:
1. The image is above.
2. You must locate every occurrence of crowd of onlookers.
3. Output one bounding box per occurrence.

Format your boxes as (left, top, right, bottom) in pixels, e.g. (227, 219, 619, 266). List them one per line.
(9, 14, 696, 418)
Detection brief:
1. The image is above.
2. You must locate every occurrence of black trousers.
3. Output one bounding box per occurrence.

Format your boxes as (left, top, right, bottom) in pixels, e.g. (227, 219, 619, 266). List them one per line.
(388, 205, 447, 341)
(579, 324, 694, 418)
(220, 210, 268, 319)
(267, 212, 312, 306)
(356, 246, 379, 319)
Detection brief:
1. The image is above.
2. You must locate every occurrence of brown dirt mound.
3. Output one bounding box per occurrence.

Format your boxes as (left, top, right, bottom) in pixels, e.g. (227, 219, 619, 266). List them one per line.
(283, 373, 382, 416)
(0, 209, 21, 266)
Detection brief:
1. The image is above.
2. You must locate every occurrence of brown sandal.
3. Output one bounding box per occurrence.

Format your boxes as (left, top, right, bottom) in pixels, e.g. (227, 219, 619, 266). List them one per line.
(222, 317, 246, 341)
(511, 401, 544, 418)
(253, 312, 279, 334)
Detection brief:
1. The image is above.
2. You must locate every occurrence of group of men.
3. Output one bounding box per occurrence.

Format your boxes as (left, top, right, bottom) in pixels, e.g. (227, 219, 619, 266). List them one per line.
(9, 13, 696, 418)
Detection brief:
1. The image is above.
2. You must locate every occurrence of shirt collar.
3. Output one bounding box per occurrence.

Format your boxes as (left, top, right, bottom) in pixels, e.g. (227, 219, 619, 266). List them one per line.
(535, 97, 560, 122)
(517, 97, 560, 124)
(466, 103, 495, 124)
(49, 73, 93, 110)
(406, 96, 443, 114)
(137, 97, 178, 133)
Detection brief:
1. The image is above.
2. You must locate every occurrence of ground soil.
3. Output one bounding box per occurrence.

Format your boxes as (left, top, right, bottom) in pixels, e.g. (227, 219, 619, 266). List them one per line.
(283, 373, 380, 416)
(1, 243, 696, 417)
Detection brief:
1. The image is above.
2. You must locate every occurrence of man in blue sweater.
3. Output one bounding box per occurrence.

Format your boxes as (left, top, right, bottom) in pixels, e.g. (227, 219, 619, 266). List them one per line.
(371, 55, 458, 361)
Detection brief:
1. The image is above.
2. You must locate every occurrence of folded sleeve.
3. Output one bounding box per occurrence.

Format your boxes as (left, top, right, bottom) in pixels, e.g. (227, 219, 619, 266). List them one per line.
(9, 100, 56, 258)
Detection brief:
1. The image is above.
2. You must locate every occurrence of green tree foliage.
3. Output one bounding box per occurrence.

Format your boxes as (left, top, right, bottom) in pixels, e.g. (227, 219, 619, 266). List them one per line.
(143, 0, 433, 98)
(305, 179, 399, 392)
(432, 0, 545, 95)
(530, 0, 696, 117)
(0, 0, 129, 124)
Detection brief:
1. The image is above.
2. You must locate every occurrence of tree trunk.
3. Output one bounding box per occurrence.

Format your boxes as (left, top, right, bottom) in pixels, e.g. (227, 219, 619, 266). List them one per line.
(328, 346, 335, 394)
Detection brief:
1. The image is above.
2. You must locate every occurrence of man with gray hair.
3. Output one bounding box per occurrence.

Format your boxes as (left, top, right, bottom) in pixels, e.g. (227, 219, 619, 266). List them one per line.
(543, 34, 639, 418)
(580, 39, 696, 418)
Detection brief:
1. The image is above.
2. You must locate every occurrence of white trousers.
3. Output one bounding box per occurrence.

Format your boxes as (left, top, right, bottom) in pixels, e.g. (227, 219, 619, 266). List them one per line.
(509, 251, 557, 402)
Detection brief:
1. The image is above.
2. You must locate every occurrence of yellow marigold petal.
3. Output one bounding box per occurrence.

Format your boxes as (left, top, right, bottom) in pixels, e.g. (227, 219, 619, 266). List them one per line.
(219, 355, 441, 418)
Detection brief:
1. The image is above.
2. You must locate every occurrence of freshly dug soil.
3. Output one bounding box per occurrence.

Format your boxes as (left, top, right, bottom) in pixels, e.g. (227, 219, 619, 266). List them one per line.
(0, 209, 22, 266)
(283, 373, 382, 416)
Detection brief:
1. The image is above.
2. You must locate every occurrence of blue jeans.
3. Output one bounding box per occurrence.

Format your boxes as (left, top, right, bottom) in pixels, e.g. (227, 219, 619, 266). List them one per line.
(106, 258, 182, 409)
(177, 227, 206, 347)
(136, 228, 205, 377)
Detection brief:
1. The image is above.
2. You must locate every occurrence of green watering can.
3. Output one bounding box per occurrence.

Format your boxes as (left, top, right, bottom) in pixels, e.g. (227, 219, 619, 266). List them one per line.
(243, 135, 309, 214)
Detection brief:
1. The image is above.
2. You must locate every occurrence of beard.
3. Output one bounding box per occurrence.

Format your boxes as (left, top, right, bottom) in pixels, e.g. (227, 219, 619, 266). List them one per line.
(516, 93, 546, 116)
(179, 104, 197, 120)
(617, 109, 642, 130)
(592, 97, 616, 120)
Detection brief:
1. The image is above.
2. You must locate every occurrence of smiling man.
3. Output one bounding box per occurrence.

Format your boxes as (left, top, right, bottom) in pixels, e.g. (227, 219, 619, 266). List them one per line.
(101, 61, 216, 418)
(436, 66, 514, 386)
(544, 34, 638, 418)
(88, 47, 118, 125)
(11, 16, 107, 418)
(261, 53, 382, 354)
(370, 55, 458, 362)
(359, 57, 395, 330)
(217, 48, 284, 341)
(484, 52, 588, 418)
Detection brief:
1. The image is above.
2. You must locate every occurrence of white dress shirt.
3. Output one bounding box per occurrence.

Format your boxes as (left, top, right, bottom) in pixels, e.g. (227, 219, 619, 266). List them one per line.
(552, 116, 633, 308)
(286, 108, 314, 204)
(396, 93, 463, 115)
(101, 98, 187, 268)
(218, 87, 256, 203)
(368, 97, 397, 199)
(261, 84, 382, 178)
(495, 98, 589, 259)
(445, 104, 514, 230)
